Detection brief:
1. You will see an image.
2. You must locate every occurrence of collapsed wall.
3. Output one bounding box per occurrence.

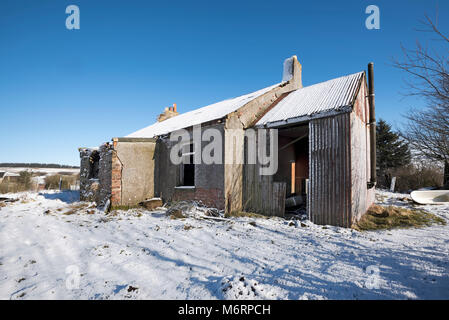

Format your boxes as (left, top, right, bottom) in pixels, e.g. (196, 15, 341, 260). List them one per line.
(112, 138, 156, 207)
(79, 143, 114, 207)
(79, 138, 156, 208)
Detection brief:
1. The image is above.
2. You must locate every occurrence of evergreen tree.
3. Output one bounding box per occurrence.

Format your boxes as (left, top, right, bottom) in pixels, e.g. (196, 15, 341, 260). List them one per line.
(376, 119, 411, 180)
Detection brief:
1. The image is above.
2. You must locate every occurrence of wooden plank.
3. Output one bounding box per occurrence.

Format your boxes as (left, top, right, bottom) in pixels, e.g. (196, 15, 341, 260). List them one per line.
(279, 133, 308, 151)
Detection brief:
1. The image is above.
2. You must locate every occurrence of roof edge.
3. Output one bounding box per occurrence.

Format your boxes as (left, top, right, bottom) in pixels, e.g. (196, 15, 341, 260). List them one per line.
(254, 107, 353, 129)
(112, 137, 157, 143)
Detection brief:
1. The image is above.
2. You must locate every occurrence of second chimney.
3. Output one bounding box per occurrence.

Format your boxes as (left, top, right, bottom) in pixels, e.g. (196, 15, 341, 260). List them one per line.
(157, 103, 179, 122)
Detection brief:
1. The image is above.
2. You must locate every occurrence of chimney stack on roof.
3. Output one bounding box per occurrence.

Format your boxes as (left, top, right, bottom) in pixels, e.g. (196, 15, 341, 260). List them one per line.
(157, 103, 179, 122)
(282, 55, 302, 90)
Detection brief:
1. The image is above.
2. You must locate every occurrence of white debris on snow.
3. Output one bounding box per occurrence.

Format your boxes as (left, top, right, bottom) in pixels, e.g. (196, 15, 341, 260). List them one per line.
(376, 189, 449, 220)
(0, 189, 449, 300)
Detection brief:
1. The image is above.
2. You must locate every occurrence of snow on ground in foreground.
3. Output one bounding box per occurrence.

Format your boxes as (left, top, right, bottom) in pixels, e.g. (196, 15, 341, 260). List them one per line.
(0, 190, 449, 300)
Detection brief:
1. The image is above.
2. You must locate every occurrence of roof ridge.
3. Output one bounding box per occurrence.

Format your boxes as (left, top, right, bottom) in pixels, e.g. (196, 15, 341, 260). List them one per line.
(299, 71, 364, 90)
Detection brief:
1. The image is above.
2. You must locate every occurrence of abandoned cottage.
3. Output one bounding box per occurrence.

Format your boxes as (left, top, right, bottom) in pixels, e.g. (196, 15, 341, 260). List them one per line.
(79, 56, 377, 228)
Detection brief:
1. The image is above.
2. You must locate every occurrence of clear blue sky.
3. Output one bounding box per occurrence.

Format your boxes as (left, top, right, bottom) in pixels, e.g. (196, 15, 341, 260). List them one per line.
(0, 0, 447, 165)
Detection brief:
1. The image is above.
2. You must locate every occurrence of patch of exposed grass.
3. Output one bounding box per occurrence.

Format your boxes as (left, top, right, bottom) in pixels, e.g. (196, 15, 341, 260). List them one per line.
(224, 211, 270, 219)
(61, 203, 89, 215)
(353, 204, 446, 231)
(110, 204, 140, 211)
(168, 208, 186, 219)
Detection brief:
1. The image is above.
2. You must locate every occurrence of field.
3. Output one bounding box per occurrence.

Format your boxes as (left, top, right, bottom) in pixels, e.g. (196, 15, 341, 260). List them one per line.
(0, 167, 79, 175)
(0, 167, 80, 193)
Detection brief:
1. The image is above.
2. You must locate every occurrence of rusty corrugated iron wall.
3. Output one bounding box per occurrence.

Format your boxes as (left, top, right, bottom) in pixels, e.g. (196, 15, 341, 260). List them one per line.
(308, 112, 352, 227)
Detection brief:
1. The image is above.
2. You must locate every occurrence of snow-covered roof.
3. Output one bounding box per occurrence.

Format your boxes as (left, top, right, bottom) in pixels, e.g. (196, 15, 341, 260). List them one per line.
(256, 71, 364, 127)
(3, 172, 20, 177)
(127, 82, 282, 138)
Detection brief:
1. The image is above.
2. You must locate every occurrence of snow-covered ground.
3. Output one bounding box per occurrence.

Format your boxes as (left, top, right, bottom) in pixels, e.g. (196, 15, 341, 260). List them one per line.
(0, 190, 448, 300)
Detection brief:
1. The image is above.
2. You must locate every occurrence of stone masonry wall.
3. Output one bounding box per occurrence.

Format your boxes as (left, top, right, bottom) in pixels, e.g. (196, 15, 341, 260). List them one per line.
(79, 143, 114, 207)
(79, 148, 96, 202)
(111, 151, 122, 206)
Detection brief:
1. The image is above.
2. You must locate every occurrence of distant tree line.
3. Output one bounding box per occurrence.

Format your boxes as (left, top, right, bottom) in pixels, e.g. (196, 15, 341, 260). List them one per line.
(0, 163, 79, 169)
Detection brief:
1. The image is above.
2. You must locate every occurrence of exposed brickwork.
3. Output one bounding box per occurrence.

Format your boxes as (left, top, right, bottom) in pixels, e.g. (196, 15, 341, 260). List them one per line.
(195, 188, 225, 209)
(157, 104, 179, 122)
(110, 150, 122, 206)
(172, 187, 224, 210)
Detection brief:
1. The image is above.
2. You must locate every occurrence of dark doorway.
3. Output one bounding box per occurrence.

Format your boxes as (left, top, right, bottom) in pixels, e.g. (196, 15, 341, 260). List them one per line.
(89, 151, 100, 179)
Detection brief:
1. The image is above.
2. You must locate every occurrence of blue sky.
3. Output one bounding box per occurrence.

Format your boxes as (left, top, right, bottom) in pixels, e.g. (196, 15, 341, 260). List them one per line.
(0, 0, 447, 165)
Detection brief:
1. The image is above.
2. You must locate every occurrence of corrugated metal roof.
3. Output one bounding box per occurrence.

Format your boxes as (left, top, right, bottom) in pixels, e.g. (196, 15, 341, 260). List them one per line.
(127, 82, 282, 138)
(256, 71, 364, 127)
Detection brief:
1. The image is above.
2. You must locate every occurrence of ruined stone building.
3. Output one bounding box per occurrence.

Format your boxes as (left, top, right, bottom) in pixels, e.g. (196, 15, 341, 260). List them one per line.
(79, 56, 376, 227)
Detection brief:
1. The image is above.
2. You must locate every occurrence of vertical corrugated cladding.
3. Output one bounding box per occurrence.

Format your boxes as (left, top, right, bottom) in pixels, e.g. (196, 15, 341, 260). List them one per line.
(309, 112, 352, 227)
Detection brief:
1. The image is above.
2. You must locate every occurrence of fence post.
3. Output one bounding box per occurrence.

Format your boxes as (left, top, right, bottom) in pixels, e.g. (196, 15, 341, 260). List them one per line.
(389, 177, 396, 192)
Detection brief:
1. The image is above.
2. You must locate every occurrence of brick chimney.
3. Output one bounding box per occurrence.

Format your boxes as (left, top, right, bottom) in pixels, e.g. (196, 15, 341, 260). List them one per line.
(157, 103, 179, 122)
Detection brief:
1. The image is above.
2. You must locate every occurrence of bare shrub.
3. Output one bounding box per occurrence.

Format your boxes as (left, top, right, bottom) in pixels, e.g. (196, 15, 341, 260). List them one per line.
(393, 13, 449, 188)
(0, 171, 33, 193)
(380, 164, 443, 192)
(19, 171, 33, 190)
(0, 182, 10, 194)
